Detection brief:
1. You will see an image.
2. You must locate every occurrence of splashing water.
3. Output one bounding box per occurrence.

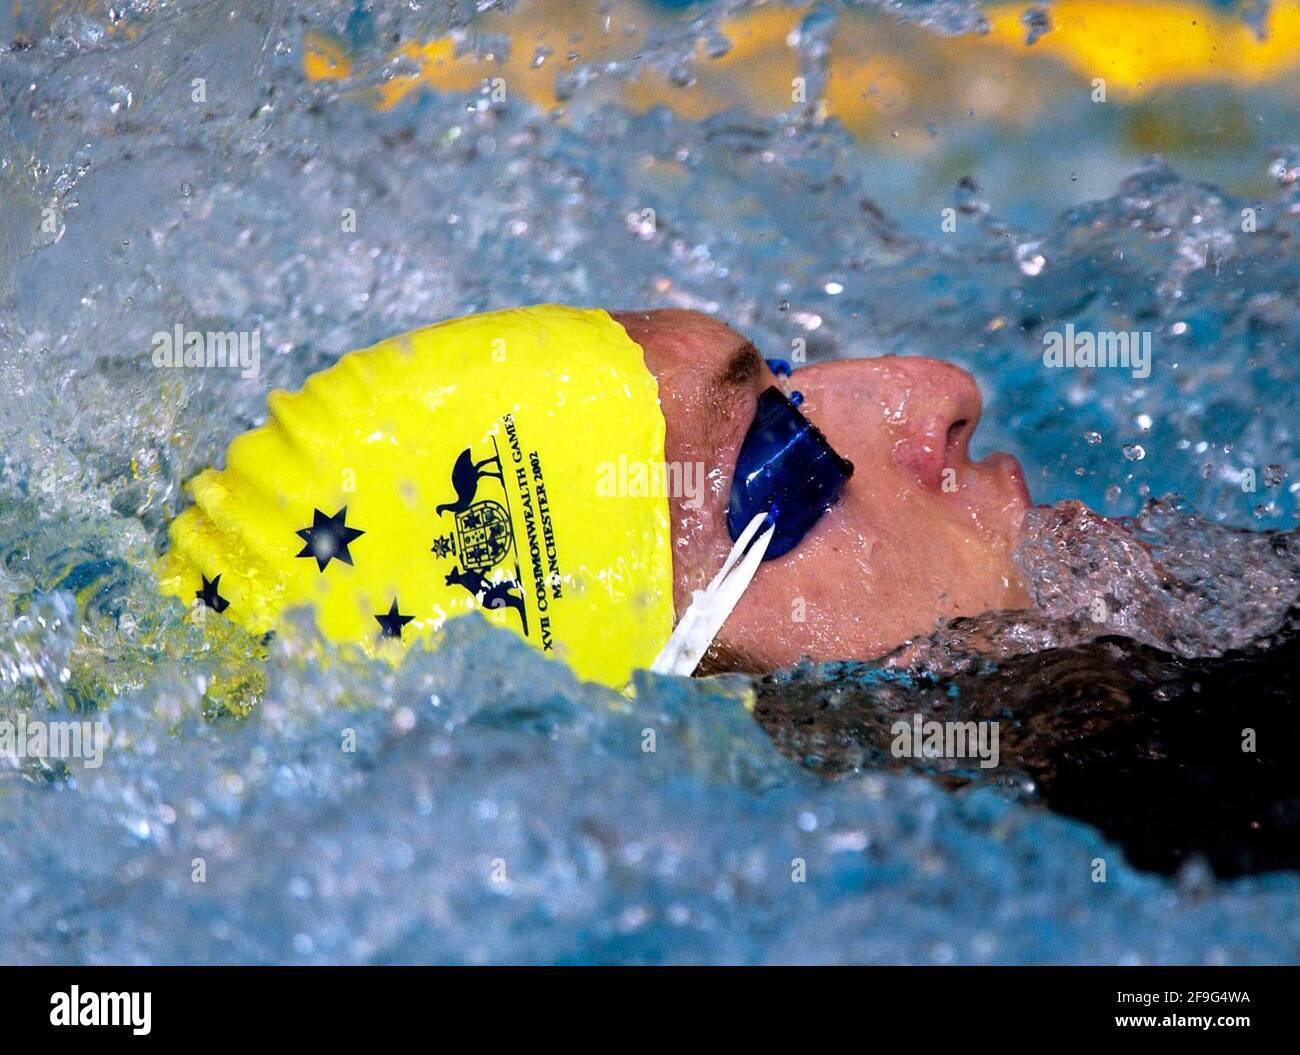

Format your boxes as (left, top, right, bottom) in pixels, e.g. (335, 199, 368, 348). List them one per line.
(2, 0, 1300, 963)
(1017, 497, 1300, 656)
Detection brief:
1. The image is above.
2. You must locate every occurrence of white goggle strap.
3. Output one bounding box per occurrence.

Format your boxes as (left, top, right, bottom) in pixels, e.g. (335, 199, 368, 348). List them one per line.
(650, 510, 775, 677)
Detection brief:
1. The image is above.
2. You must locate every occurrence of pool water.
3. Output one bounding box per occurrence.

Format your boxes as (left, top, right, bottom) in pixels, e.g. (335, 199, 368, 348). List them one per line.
(1, 0, 1298, 963)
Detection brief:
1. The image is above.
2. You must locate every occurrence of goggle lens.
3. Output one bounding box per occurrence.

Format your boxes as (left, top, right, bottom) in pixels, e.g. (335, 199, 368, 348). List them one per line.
(726, 386, 854, 560)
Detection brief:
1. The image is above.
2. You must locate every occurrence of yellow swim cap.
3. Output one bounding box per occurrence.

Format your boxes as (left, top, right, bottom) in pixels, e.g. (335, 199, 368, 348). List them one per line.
(158, 305, 676, 688)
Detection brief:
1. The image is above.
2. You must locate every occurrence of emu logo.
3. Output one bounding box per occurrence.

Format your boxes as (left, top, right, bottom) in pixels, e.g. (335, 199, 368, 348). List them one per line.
(433, 442, 528, 634)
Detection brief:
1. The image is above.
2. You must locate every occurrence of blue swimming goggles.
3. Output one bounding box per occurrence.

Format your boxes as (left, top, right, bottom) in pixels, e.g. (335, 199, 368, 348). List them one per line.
(727, 384, 855, 559)
(652, 374, 853, 676)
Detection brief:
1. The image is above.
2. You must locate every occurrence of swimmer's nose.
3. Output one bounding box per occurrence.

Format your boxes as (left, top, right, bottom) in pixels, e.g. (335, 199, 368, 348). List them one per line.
(772, 355, 985, 493)
(790, 356, 980, 490)
(881, 357, 984, 491)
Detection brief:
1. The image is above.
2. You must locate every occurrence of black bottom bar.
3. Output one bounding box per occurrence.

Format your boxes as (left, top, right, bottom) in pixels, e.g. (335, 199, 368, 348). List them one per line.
(1, 965, 1294, 1041)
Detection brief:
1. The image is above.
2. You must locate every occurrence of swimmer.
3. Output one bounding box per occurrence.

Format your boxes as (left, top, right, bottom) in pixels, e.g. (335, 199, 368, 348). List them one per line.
(159, 305, 1033, 687)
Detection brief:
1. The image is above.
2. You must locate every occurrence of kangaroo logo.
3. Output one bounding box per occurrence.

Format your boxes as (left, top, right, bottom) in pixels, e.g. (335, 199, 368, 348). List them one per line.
(432, 441, 528, 634)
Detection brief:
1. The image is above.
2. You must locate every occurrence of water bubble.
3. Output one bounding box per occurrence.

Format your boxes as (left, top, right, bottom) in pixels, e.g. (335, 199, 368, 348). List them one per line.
(107, 85, 133, 114)
(1084, 431, 1102, 446)
(704, 30, 731, 60)
(1264, 464, 1286, 487)
(1269, 153, 1299, 186)
(790, 5, 839, 51)
(1021, 6, 1051, 45)
(1122, 444, 1146, 461)
(1015, 242, 1045, 276)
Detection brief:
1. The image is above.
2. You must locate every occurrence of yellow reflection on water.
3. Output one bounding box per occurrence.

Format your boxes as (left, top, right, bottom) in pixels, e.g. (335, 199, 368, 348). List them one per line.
(302, 0, 1300, 138)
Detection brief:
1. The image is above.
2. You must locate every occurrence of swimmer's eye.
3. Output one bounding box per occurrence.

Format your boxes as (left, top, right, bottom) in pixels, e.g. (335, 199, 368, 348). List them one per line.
(727, 386, 854, 560)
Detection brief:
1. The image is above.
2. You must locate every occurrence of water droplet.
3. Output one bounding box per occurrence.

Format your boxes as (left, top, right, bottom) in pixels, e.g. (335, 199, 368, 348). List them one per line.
(1122, 444, 1145, 461)
(704, 30, 731, 60)
(1021, 6, 1051, 45)
(107, 84, 132, 113)
(1015, 242, 1045, 276)
(1084, 431, 1102, 446)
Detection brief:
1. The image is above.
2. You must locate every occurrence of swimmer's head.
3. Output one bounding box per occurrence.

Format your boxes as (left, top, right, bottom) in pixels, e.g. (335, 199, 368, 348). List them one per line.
(160, 304, 1031, 686)
(616, 309, 1033, 674)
